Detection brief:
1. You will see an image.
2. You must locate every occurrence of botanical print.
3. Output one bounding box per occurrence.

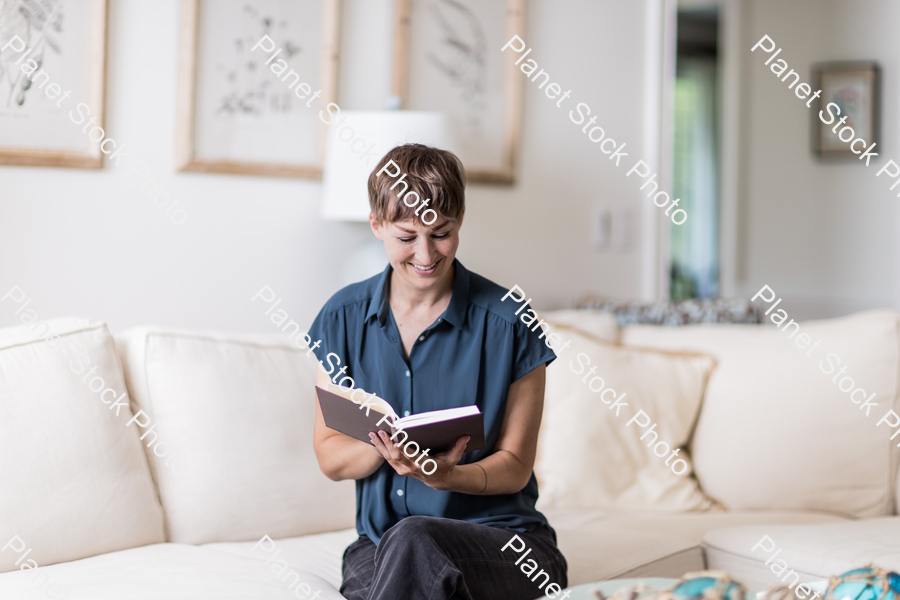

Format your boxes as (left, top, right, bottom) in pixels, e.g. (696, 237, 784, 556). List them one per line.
(212, 2, 303, 118)
(424, 0, 488, 139)
(0, 0, 64, 110)
(192, 0, 323, 165)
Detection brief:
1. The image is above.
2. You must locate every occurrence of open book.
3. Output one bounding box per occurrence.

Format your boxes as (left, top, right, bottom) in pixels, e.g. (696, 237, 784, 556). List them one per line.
(315, 384, 485, 454)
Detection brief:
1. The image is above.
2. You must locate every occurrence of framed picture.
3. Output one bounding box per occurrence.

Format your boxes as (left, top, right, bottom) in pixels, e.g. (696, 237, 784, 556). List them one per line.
(393, 0, 524, 184)
(0, 0, 108, 168)
(812, 61, 880, 159)
(176, 0, 341, 178)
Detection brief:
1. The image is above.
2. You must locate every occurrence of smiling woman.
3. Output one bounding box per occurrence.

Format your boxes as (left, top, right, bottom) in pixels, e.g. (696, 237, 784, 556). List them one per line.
(366, 144, 466, 297)
(306, 143, 568, 600)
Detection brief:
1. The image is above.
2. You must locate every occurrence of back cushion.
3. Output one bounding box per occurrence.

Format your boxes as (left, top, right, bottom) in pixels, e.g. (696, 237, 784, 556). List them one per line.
(622, 311, 900, 518)
(535, 323, 720, 512)
(0, 318, 164, 573)
(538, 309, 620, 343)
(114, 327, 356, 545)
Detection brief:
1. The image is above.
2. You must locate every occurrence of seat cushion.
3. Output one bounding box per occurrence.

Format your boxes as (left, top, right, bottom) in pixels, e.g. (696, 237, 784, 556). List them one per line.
(545, 508, 848, 586)
(0, 543, 345, 599)
(114, 327, 356, 545)
(535, 324, 718, 512)
(702, 518, 900, 592)
(548, 509, 703, 585)
(622, 312, 900, 518)
(0, 317, 164, 574)
(204, 528, 360, 591)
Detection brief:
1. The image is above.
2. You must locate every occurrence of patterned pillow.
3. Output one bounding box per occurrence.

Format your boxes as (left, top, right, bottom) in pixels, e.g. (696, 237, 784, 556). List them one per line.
(574, 296, 761, 326)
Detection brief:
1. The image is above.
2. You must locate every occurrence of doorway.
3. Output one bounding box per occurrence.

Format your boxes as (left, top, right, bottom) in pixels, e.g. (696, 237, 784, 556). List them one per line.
(670, 6, 720, 300)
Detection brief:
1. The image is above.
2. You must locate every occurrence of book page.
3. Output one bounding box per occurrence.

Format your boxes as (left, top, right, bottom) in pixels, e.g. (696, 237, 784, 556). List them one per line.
(325, 384, 398, 421)
(394, 405, 481, 428)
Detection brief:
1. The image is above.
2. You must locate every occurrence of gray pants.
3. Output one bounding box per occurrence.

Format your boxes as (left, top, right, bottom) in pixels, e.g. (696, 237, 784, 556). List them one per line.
(341, 516, 568, 600)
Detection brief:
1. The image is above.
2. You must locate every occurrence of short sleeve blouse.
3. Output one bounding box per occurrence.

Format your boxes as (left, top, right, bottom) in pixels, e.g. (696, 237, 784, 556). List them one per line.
(307, 259, 556, 544)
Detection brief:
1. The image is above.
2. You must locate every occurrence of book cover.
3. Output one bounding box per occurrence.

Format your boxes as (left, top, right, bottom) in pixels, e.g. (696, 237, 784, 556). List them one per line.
(315, 385, 485, 454)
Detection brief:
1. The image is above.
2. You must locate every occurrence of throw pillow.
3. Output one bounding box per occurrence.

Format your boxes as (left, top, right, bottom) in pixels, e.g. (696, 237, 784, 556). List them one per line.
(0, 317, 164, 573)
(622, 311, 900, 518)
(535, 323, 720, 512)
(575, 296, 761, 326)
(114, 327, 356, 544)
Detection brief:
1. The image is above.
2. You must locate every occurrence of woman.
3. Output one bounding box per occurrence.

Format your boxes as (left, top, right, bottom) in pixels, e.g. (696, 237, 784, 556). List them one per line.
(309, 144, 568, 600)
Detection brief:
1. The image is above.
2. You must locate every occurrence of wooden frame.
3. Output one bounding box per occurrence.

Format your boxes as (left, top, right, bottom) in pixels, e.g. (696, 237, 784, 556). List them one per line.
(175, 0, 341, 178)
(811, 61, 880, 160)
(393, 0, 524, 184)
(0, 0, 108, 169)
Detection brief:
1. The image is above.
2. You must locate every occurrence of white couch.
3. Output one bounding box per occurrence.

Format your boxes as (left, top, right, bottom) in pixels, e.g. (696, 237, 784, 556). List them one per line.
(1, 311, 898, 599)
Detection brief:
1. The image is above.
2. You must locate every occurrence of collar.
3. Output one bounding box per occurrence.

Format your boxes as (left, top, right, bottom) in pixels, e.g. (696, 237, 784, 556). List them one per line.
(441, 259, 469, 330)
(365, 264, 393, 325)
(364, 258, 470, 330)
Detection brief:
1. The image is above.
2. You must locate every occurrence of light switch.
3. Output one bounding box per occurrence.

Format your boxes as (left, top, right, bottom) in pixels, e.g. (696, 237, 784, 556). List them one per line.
(592, 205, 612, 250)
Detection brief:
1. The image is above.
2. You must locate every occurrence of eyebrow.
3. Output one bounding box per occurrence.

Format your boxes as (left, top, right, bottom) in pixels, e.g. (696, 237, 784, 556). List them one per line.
(395, 221, 451, 234)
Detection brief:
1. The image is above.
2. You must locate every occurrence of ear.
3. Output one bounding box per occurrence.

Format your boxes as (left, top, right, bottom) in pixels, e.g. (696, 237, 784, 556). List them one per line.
(369, 213, 385, 241)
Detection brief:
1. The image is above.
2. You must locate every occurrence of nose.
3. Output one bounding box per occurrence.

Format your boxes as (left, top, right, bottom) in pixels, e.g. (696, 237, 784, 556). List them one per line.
(412, 236, 435, 265)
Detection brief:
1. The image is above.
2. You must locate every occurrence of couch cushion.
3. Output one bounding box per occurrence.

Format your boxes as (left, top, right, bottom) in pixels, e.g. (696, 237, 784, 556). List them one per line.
(0, 317, 164, 574)
(544, 508, 847, 585)
(535, 324, 718, 512)
(702, 518, 900, 592)
(622, 312, 900, 518)
(538, 309, 620, 343)
(114, 327, 356, 545)
(204, 528, 360, 591)
(0, 543, 345, 599)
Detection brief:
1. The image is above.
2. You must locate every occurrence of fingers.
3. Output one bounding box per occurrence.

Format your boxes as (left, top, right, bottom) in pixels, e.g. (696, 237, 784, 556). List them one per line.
(369, 431, 397, 460)
(434, 436, 470, 467)
(442, 436, 470, 457)
(447, 436, 470, 464)
(379, 431, 406, 461)
(370, 431, 418, 474)
(368, 431, 391, 460)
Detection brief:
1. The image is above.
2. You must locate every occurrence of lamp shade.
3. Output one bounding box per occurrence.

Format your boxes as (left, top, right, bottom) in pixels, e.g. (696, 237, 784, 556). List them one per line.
(320, 111, 455, 221)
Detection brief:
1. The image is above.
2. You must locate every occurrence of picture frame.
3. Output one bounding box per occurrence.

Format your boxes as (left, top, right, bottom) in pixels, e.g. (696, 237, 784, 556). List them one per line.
(811, 61, 880, 159)
(393, 0, 524, 184)
(0, 0, 108, 169)
(176, 0, 341, 178)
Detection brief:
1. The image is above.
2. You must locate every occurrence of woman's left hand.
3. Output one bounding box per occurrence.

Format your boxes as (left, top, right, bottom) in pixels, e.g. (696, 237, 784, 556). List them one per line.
(368, 430, 469, 490)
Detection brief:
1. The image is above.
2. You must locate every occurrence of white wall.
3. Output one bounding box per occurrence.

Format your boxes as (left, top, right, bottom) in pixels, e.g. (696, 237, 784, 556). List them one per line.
(0, 0, 662, 334)
(736, 0, 900, 319)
